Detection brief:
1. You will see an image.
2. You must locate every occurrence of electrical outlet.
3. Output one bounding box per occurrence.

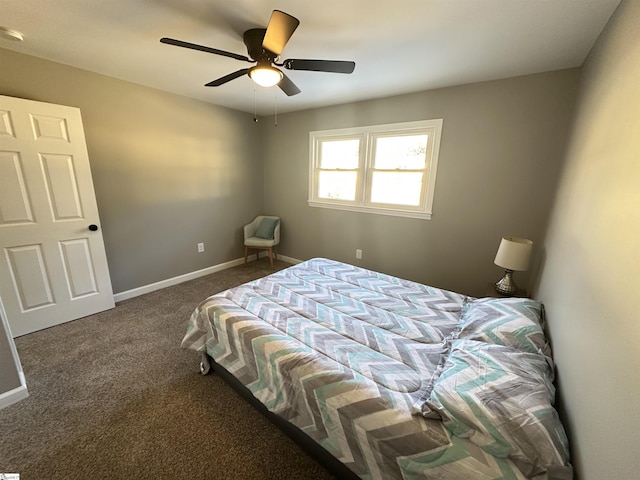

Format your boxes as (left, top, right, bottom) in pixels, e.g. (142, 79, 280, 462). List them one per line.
(197, 242, 205, 253)
(356, 249, 362, 259)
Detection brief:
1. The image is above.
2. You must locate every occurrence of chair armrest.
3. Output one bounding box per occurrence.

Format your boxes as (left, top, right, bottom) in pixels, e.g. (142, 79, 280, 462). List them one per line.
(244, 216, 262, 240)
(273, 222, 280, 244)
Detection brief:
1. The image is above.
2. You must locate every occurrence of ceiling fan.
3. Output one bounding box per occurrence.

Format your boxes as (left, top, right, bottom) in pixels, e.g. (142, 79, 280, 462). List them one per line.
(160, 10, 355, 97)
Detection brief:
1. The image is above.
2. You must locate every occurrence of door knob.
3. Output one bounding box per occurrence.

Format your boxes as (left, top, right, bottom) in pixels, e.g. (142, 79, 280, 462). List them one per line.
(88, 224, 99, 231)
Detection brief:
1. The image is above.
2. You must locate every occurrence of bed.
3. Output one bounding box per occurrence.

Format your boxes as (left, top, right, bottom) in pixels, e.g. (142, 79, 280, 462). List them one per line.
(181, 258, 572, 480)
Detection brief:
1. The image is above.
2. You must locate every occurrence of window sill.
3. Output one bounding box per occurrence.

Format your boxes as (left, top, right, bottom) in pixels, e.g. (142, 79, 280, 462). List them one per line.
(308, 201, 432, 220)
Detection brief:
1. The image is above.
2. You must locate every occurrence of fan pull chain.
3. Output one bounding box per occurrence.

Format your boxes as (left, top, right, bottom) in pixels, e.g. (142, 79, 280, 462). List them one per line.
(274, 91, 278, 127)
(253, 84, 258, 123)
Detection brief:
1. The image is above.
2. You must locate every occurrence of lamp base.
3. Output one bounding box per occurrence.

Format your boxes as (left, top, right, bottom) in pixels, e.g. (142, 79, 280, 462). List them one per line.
(495, 269, 518, 296)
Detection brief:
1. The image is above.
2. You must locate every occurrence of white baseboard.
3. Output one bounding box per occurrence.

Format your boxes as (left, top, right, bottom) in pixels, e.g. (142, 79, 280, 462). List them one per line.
(113, 254, 303, 303)
(0, 378, 28, 411)
(276, 253, 303, 265)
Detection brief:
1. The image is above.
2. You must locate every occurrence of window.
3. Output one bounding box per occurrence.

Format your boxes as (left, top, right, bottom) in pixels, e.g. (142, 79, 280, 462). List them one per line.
(309, 119, 443, 219)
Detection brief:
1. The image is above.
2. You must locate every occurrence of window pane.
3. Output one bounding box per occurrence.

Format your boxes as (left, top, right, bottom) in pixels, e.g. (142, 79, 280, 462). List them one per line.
(370, 172, 423, 206)
(318, 171, 357, 201)
(320, 139, 360, 169)
(374, 134, 428, 170)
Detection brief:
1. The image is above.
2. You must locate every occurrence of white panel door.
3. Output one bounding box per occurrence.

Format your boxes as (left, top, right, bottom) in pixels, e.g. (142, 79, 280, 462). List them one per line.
(0, 95, 114, 337)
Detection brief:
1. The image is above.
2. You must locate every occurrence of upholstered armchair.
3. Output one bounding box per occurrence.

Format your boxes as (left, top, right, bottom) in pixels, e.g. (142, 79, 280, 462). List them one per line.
(243, 216, 280, 267)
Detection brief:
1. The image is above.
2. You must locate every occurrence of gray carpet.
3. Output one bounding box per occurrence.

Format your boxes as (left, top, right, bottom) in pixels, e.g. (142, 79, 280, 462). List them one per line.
(0, 259, 336, 480)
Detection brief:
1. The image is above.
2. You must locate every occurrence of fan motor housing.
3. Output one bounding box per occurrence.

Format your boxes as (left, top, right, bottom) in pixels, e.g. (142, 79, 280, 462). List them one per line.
(243, 28, 276, 61)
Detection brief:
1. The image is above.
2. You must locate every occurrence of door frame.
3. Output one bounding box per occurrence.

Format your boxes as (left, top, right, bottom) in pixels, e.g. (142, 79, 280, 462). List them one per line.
(0, 297, 28, 410)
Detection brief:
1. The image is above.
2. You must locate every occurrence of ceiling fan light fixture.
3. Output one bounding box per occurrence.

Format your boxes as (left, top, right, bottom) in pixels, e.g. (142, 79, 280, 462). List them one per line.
(160, 9, 354, 97)
(249, 65, 283, 87)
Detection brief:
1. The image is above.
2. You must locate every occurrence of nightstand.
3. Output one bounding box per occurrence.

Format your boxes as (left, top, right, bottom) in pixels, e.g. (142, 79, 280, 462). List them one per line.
(484, 283, 528, 298)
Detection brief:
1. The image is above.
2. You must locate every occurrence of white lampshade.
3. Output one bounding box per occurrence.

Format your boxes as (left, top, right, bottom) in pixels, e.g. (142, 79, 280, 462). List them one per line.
(494, 237, 533, 271)
(249, 66, 283, 87)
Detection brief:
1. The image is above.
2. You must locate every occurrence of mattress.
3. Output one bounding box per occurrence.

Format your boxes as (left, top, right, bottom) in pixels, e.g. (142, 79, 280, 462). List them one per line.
(182, 258, 572, 480)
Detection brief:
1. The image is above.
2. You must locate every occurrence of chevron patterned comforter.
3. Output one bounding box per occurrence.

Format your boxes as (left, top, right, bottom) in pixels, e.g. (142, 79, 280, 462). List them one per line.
(182, 258, 572, 480)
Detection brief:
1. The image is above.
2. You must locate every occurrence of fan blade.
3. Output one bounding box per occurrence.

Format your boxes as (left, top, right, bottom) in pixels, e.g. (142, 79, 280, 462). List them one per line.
(278, 73, 301, 96)
(283, 59, 355, 74)
(262, 10, 300, 55)
(205, 69, 250, 87)
(160, 37, 252, 63)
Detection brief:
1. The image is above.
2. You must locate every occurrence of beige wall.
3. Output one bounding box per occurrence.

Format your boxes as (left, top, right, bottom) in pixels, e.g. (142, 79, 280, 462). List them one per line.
(0, 47, 264, 294)
(262, 70, 580, 296)
(536, 0, 640, 478)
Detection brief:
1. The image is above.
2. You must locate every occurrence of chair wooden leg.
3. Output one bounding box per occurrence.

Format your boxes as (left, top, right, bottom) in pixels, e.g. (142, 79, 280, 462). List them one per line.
(244, 246, 248, 264)
(268, 247, 273, 267)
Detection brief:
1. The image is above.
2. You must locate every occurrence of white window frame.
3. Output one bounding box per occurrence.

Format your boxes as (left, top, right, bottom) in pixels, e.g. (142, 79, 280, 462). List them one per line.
(308, 119, 443, 219)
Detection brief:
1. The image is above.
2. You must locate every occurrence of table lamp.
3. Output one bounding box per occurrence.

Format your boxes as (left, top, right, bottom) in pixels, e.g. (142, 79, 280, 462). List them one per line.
(494, 237, 533, 296)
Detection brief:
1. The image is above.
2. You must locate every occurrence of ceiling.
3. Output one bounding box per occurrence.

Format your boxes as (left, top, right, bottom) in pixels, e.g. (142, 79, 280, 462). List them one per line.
(0, 0, 621, 116)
